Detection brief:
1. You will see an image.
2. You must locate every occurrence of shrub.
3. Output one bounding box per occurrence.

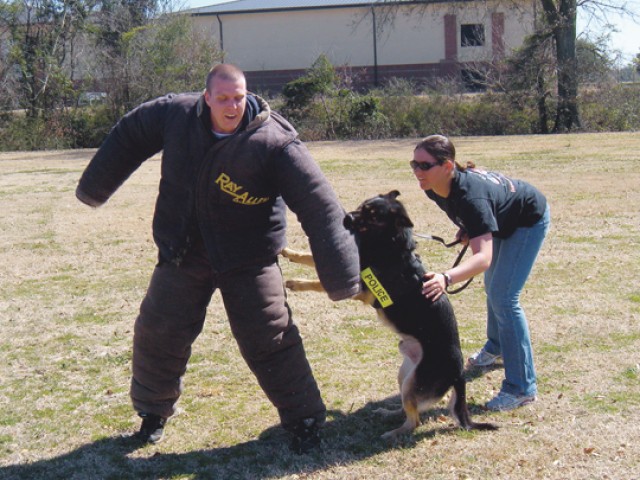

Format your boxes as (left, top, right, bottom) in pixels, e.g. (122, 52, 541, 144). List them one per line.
(333, 94, 390, 139)
(579, 83, 640, 131)
(0, 107, 113, 151)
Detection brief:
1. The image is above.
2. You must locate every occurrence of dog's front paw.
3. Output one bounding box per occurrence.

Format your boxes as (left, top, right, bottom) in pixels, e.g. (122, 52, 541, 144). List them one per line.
(285, 279, 300, 290)
(280, 247, 316, 267)
(284, 278, 324, 292)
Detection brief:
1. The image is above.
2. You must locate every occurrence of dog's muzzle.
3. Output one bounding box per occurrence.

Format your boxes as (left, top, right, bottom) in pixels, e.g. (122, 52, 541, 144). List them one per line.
(343, 213, 357, 230)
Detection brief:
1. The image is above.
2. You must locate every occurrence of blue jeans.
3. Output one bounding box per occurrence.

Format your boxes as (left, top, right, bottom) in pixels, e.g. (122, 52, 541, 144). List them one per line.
(483, 205, 550, 397)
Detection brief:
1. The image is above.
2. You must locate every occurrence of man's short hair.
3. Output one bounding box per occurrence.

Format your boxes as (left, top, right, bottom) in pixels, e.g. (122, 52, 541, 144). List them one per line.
(206, 64, 245, 91)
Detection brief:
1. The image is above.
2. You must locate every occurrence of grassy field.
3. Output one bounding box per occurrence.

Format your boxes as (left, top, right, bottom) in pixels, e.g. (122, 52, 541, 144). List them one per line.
(0, 133, 639, 479)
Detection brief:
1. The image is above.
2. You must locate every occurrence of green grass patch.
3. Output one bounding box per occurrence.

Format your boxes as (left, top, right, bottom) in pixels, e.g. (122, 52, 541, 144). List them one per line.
(617, 366, 640, 384)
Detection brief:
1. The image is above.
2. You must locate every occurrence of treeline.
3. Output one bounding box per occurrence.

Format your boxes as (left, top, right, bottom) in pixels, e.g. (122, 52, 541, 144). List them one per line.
(2, 70, 637, 151)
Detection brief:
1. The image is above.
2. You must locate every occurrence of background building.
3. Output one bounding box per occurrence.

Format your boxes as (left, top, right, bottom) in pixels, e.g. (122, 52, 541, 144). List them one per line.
(187, 0, 537, 90)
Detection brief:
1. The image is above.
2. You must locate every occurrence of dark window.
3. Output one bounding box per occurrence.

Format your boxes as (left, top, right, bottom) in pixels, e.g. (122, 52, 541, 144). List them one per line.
(461, 24, 485, 47)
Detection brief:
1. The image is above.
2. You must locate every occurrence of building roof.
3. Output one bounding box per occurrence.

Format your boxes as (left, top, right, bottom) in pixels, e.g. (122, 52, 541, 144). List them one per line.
(183, 0, 406, 15)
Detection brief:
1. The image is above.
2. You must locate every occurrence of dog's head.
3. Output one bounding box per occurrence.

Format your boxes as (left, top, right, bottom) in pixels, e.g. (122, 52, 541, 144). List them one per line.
(344, 190, 414, 242)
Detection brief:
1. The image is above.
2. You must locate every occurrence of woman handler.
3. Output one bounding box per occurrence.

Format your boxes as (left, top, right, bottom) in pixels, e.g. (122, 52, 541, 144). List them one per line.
(411, 135, 550, 411)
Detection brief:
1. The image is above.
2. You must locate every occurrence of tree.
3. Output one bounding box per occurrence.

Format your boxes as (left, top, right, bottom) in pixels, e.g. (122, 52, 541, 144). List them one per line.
(0, 0, 93, 118)
(538, 0, 581, 131)
(499, 32, 556, 133)
(91, 0, 162, 114)
(494, 34, 614, 133)
(575, 37, 615, 84)
(89, 1, 220, 117)
(0, 3, 19, 111)
(119, 13, 222, 106)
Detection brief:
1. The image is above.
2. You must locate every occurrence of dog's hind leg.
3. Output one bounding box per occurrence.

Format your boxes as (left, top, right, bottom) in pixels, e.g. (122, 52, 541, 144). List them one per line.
(381, 375, 423, 440)
(374, 339, 420, 417)
(381, 398, 421, 440)
(449, 377, 498, 431)
(373, 359, 407, 416)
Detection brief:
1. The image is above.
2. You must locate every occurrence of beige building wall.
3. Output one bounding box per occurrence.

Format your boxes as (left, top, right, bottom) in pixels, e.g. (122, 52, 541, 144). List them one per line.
(191, 1, 535, 87)
(192, 7, 374, 70)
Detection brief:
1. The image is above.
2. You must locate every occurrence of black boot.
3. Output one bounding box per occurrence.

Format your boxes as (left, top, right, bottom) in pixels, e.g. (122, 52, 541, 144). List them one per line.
(136, 413, 166, 444)
(289, 417, 321, 454)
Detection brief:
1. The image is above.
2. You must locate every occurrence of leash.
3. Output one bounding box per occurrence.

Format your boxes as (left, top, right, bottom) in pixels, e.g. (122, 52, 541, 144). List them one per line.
(414, 233, 474, 294)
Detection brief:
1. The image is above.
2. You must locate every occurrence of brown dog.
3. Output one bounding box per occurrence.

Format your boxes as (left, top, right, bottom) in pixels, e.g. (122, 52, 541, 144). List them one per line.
(282, 191, 497, 439)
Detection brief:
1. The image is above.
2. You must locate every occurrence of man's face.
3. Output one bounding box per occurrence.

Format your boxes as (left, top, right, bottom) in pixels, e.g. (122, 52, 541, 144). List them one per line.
(205, 75, 247, 134)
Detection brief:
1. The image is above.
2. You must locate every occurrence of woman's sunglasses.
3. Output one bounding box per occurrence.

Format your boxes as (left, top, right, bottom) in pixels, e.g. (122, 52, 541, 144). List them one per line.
(409, 160, 440, 171)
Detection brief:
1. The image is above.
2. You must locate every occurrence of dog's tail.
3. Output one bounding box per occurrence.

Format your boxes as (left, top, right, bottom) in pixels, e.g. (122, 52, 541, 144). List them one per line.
(450, 378, 498, 431)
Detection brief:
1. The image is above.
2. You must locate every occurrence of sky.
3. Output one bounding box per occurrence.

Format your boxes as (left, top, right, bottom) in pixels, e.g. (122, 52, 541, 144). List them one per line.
(183, 0, 639, 64)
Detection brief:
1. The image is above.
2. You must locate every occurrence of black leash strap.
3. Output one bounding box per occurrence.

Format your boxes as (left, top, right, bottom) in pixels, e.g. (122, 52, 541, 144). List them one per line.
(414, 233, 474, 294)
(446, 243, 473, 294)
(414, 233, 461, 248)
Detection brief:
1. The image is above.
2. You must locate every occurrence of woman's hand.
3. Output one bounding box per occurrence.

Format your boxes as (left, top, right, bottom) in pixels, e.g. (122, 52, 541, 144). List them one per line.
(422, 272, 447, 301)
(421, 232, 493, 302)
(456, 228, 469, 245)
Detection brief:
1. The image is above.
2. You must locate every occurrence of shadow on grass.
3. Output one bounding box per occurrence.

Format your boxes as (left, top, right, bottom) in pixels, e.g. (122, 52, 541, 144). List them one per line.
(0, 396, 495, 480)
(464, 362, 504, 383)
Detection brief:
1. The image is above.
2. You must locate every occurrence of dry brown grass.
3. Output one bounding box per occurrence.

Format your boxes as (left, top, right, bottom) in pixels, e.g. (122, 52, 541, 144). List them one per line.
(0, 133, 639, 479)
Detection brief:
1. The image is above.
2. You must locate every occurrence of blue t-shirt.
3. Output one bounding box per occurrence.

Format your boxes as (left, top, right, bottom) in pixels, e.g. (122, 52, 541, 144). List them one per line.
(426, 168, 547, 239)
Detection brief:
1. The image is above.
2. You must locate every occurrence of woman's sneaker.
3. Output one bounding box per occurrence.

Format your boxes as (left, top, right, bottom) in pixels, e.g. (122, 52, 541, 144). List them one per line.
(486, 392, 536, 411)
(467, 348, 501, 367)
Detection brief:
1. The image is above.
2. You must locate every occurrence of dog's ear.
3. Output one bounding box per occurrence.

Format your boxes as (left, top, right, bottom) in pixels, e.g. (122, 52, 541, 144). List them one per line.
(395, 211, 413, 229)
(386, 190, 401, 200)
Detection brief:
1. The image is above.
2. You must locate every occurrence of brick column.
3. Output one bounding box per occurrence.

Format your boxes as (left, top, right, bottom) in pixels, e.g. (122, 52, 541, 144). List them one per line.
(492, 12, 505, 59)
(444, 14, 457, 61)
